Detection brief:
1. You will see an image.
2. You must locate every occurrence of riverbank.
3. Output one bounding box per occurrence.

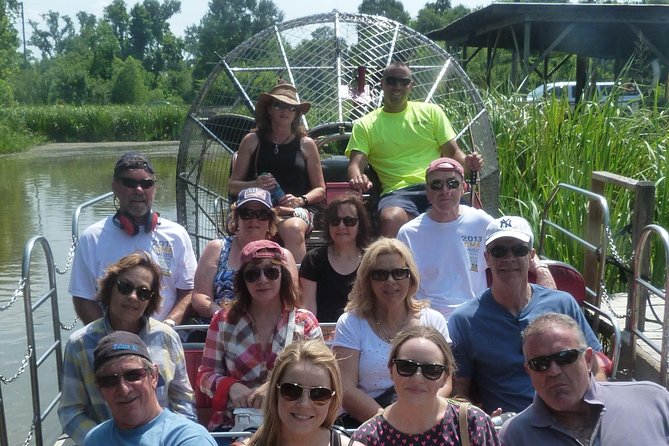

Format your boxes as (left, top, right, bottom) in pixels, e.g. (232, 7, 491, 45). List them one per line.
(2, 140, 180, 159)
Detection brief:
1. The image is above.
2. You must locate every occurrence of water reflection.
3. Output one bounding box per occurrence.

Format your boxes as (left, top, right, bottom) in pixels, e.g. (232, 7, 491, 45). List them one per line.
(0, 143, 178, 446)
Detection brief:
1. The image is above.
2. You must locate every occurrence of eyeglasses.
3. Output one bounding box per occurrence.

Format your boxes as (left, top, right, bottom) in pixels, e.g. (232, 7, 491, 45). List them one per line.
(384, 77, 412, 87)
(370, 268, 411, 281)
(238, 207, 272, 221)
(526, 348, 586, 372)
(277, 382, 335, 405)
(243, 266, 281, 283)
(329, 216, 358, 227)
(488, 244, 531, 258)
(429, 179, 461, 191)
(392, 359, 448, 381)
(271, 101, 297, 112)
(116, 279, 154, 301)
(97, 367, 150, 389)
(117, 177, 155, 190)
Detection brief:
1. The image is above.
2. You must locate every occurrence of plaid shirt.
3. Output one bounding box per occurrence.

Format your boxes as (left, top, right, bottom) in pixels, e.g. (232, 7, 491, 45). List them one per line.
(198, 307, 322, 430)
(58, 316, 196, 445)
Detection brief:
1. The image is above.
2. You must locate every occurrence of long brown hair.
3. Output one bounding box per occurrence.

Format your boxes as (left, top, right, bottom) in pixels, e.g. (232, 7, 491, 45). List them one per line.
(247, 340, 342, 446)
(323, 193, 372, 248)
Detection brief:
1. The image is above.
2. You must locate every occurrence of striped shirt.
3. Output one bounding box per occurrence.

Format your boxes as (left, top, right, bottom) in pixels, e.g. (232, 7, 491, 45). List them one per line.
(58, 316, 196, 445)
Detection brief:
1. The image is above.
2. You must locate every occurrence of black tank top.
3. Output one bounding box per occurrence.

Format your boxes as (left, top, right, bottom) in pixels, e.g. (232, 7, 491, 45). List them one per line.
(249, 135, 310, 197)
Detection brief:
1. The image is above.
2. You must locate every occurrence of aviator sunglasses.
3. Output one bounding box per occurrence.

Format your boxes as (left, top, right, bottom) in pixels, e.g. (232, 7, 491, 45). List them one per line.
(488, 244, 531, 258)
(393, 359, 448, 381)
(277, 382, 335, 405)
(96, 367, 150, 389)
(238, 207, 272, 221)
(243, 266, 281, 283)
(526, 348, 586, 372)
(429, 179, 461, 191)
(271, 101, 298, 112)
(384, 77, 412, 87)
(369, 267, 411, 281)
(118, 177, 155, 190)
(116, 279, 154, 301)
(329, 216, 358, 227)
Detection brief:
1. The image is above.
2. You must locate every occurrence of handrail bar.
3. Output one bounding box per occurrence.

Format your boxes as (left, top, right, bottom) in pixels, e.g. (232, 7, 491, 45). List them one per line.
(71, 191, 114, 242)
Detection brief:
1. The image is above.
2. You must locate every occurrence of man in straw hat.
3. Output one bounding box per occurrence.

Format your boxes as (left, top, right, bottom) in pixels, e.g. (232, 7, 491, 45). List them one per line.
(229, 80, 325, 263)
(346, 61, 483, 237)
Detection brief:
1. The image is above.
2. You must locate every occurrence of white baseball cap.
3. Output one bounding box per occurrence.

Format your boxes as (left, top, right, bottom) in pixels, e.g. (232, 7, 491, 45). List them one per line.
(485, 216, 534, 246)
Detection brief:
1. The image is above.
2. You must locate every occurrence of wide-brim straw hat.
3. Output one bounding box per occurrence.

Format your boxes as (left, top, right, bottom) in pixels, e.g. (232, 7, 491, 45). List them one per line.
(256, 81, 311, 118)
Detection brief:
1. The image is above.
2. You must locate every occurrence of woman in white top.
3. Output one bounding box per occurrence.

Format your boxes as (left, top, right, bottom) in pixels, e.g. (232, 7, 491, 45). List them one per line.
(332, 237, 451, 426)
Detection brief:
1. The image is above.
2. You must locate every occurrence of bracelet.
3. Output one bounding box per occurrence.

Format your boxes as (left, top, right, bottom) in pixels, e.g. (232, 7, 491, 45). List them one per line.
(163, 318, 176, 328)
(300, 195, 309, 206)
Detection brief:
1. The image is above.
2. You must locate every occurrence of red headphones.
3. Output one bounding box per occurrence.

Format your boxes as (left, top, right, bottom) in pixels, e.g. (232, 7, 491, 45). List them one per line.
(113, 211, 160, 236)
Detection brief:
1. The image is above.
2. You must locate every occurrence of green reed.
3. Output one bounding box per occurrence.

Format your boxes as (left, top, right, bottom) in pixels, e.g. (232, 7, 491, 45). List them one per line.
(0, 105, 188, 148)
(488, 93, 668, 289)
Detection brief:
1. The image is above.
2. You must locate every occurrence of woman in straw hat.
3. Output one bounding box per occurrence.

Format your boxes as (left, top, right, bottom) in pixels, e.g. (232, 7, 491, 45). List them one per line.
(229, 80, 326, 264)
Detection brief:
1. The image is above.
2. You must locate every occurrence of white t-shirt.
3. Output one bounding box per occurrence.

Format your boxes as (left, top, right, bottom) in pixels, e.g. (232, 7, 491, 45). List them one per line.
(332, 308, 450, 398)
(68, 216, 197, 321)
(397, 206, 493, 319)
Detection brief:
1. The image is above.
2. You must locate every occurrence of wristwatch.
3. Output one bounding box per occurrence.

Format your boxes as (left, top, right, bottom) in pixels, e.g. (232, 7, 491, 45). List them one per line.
(300, 195, 309, 206)
(163, 318, 176, 328)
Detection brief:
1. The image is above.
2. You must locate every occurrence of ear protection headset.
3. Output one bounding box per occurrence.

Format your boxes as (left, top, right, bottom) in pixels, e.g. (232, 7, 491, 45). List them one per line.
(113, 211, 160, 236)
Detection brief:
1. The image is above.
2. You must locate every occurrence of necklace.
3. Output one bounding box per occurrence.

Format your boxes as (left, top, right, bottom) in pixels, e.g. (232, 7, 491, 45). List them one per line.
(374, 311, 411, 342)
(272, 133, 293, 155)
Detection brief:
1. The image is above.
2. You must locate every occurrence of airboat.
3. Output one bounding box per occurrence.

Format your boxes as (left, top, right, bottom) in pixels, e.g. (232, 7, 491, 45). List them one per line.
(2, 11, 668, 446)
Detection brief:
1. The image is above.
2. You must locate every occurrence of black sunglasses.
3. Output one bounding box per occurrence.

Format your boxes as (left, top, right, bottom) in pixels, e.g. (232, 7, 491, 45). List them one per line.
(329, 216, 358, 227)
(393, 359, 448, 381)
(488, 244, 531, 258)
(384, 77, 412, 87)
(271, 101, 297, 112)
(526, 348, 586, 372)
(238, 207, 272, 221)
(116, 279, 154, 301)
(118, 177, 155, 190)
(370, 267, 411, 281)
(97, 367, 150, 389)
(243, 266, 281, 283)
(429, 179, 461, 191)
(277, 382, 335, 405)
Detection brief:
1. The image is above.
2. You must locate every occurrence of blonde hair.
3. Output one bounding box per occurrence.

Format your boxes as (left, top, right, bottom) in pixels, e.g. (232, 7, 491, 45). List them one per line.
(247, 340, 342, 445)
(344, 237, 426, 318)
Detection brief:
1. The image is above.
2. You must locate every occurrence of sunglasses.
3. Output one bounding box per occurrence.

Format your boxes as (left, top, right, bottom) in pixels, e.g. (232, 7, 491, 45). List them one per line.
(526, 348, 586, 372)
(238, 207, 272, 221)
(488, 244, 531, 258)
(429, 179, 461, 191)
(277, 382, 335, 405)
(329, 216, 358, 227)
(116, 279, 154, 301)
(393, 359, 448, 381)
(117, 177, 155, 190)
(370, 267, 411, 281)
(243, 266, 281, 283)
(97, 367, 150, 389)
(384, 77, 412, 87)
(271, 101, 297, 112)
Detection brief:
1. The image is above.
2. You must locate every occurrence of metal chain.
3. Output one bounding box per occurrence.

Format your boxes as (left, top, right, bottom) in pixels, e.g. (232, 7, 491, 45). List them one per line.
(0, 277, 26, 312)
(21, 423, 35, 446)
(0, 346, 33, 385)
(598, 225, 634, 319)
(599, 281, 627, 319)
(60, 316, 79, 331)
(55, 235, 77, 275)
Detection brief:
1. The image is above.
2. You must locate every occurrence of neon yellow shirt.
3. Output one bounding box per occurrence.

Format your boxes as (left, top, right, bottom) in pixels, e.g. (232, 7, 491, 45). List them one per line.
(345, 101, 457, 195)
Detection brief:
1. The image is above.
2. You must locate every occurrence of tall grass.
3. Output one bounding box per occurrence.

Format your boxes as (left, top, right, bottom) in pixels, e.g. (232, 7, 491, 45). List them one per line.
(488, 93, 668, 289)
(0, 105, 188, 152)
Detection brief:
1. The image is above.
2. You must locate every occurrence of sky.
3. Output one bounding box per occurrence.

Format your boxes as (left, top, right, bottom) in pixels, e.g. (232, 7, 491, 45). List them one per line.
(18, 0, 493, 42)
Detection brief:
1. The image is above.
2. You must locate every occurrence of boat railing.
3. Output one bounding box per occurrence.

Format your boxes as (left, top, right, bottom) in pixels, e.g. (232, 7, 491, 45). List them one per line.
(70, 192, 114, 245)
(626, 224, 669, 386)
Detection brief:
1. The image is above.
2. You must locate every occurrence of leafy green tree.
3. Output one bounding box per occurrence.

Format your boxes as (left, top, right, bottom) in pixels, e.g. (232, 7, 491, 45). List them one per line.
(413, 1, 469, 34)
(111, 56, 149, 103)
(191, 0, 283, 83)
(28, 11, 74, 58)
(128, 0, 181, 75)
(358, 0, 411, 24)
(103, 0, 130, 56)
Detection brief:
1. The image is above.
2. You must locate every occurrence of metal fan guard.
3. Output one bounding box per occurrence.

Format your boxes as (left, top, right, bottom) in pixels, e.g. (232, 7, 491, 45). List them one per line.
(177, 11, 499, 255)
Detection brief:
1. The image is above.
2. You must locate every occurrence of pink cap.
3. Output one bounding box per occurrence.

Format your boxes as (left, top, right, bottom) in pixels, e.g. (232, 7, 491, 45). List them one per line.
(426, 157, 464, 177)
(240, 240, 287, 265)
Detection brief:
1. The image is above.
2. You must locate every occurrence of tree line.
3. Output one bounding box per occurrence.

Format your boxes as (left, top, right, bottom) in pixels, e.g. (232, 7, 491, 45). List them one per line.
(0, 0, 471, 107)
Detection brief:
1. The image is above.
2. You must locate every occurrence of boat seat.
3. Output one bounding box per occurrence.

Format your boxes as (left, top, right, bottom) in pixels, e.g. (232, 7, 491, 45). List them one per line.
(183, 342, 213, 426)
